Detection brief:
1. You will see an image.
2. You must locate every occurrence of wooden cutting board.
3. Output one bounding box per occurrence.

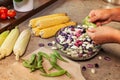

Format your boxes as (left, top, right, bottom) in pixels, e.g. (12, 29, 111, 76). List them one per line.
(2, 47, 86, 80)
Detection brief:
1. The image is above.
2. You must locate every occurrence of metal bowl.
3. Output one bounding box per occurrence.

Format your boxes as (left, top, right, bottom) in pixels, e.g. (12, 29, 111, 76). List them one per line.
(103, 0, 120, 5)
(56, 42, 100, 61)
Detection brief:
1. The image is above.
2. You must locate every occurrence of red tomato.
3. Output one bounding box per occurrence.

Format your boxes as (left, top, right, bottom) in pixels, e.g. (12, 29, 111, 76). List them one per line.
(7, 9, 16, 18)
(0, 6, 8, 14)
(0, 13, 7, 19)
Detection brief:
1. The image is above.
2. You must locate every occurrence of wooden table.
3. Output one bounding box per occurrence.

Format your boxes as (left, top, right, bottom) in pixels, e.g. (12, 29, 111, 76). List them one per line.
(0, 0, 120, 80)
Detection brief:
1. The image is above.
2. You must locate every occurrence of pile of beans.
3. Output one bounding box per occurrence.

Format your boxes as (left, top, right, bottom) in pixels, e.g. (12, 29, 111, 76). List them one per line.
(56, 25, 101, 60)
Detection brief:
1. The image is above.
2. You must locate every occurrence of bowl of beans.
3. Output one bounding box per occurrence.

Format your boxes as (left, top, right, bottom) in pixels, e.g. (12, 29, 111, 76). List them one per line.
(55, 25, 101, 60)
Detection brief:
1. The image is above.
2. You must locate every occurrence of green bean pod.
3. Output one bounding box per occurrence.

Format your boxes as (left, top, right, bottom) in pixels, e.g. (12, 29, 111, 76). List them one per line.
(29, 54, 36, 65)
(48, 67, 54, 71)
(37, 53, 42, 60)
(37, 54, 46, 73)
(37, 60, 43, 68)
(22, 54, 38, 72)
(53, 50, 68, 62)
(49, 53, 71, 78)
(22, 61, 37, 72)
(66, 71, 72, 78)
(48, 53, 57, 71)
(30, 57, 38, 72)
(37, 60, 46, 73)
(41, 70, 67, 77)
(22, 61, 34, 68)
(49, 53, 63, 70)
(38, 52, 50, 60)
(83, 16, 96, 28)
(50, 53, 57, 63)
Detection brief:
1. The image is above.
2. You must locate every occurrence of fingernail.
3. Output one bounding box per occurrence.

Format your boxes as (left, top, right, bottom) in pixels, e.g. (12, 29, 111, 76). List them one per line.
(88, 27, 94, 30)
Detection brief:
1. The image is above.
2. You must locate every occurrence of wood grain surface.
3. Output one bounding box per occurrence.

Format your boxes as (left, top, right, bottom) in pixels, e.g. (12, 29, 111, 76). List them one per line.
(0, 47, 86, 80)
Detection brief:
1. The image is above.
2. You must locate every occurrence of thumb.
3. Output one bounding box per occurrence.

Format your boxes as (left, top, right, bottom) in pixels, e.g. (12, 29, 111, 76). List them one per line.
(86, 30, 94, 37)
(87, 28, 96, 32)
(89, 16, 99, 22)
(86, 28, 95, 39)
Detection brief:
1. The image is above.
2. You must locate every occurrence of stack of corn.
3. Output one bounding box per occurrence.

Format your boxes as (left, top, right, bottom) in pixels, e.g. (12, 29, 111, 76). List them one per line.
(29, 13, 77, 38)
(0, 27, 31, 60)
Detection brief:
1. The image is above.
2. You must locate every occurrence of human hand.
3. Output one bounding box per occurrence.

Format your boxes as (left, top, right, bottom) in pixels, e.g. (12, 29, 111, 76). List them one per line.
(89, 9, 112, 26)
(86, 26, 118, 44)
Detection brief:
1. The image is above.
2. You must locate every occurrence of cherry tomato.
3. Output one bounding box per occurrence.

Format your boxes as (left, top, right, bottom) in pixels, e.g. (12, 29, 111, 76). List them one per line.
(0, 6, 8, 14)
(0, 13, 7, 19)
(7, 9, 16, 18)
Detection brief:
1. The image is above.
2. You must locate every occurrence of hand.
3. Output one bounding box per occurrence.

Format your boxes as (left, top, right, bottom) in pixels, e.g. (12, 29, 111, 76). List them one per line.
(89, 9, 112, 26)
(86, 26, 118, 44)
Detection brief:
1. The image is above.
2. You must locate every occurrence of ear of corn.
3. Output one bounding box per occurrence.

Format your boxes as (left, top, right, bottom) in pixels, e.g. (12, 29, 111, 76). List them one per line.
(13, 29, 31, 60)
(39, 21, 76, 38)
(29, 13, 67, 28)
(0, 27, 19, 59)
(35, 16, 70, 29)
(32, 27, 41, 36)
(0, 30, 10, 46)
(29, 13, 77, 38)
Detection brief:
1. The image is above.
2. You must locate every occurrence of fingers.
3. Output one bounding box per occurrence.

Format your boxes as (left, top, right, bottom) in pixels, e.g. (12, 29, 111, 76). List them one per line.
(86, 30, 94, 37)
(86, 28, 96, 42)
(86, 28, 95, 39)
(89, 16, 99, 23)
(96, 22, 102, 26)
(95, 18, 111, 26)
(100, 18, 112, 25)
(89, 10, 95, 17)
(89, 10, 99, 22)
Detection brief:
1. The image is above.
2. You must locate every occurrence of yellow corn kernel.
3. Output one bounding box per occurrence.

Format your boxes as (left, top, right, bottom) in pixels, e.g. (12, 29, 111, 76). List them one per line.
(32, 27, 41, 36)
(0, 27, 19, 59)
(39, 21, 76, 38)
(36, 16, 70, 29)
(29, 13, 67, 28)
(13, 29, 31, 60)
